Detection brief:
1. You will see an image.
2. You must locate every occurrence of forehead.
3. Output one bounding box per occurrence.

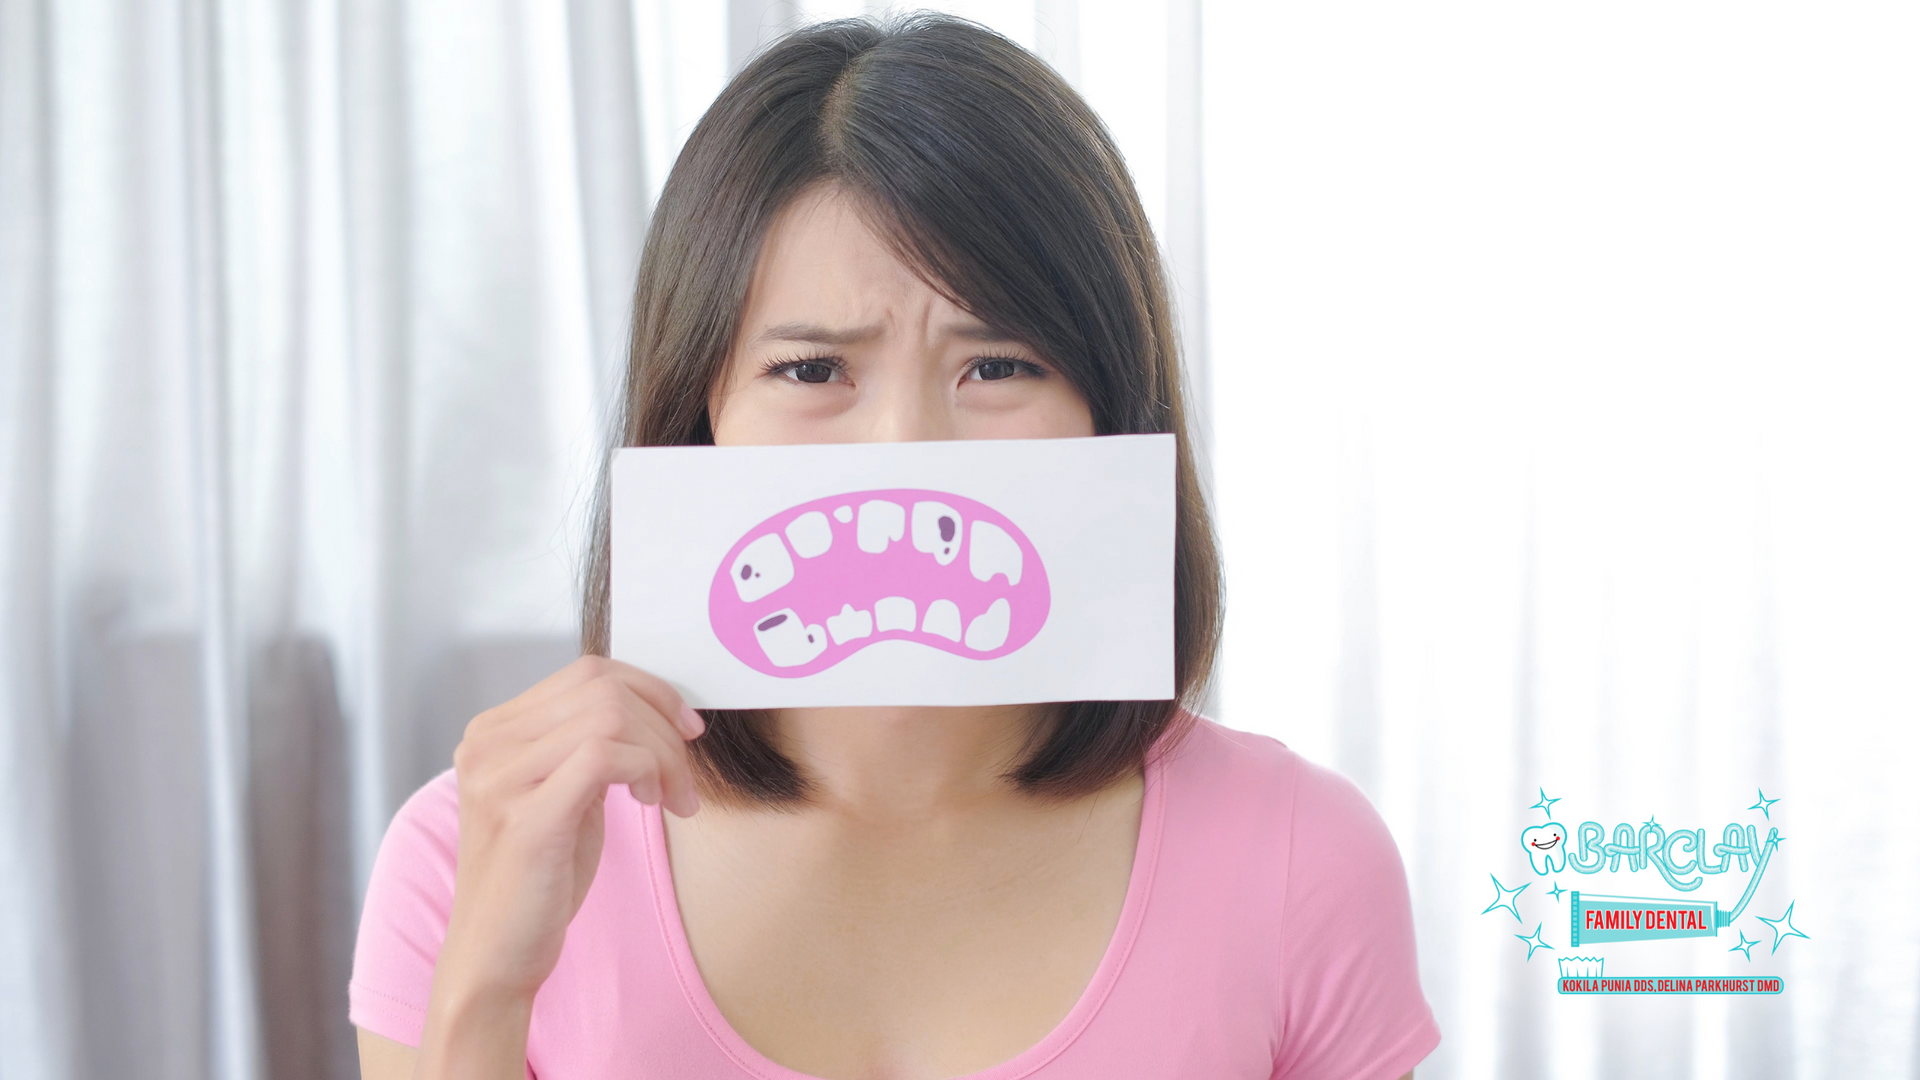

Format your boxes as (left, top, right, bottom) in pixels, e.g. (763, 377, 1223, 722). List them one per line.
(740, 184, 967, 332)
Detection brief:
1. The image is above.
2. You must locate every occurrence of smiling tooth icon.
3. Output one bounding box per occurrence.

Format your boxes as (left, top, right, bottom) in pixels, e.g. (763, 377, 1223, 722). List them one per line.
(1522, 823, 1569, 875)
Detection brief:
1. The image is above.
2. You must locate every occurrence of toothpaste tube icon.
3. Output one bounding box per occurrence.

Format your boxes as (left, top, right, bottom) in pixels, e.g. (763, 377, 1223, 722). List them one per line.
(1572, 892, 1729, 945)
(1567, 825, 1781, 945)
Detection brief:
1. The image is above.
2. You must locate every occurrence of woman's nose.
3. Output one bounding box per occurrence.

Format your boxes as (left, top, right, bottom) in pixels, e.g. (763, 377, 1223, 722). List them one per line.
(859, 355, 954, 443)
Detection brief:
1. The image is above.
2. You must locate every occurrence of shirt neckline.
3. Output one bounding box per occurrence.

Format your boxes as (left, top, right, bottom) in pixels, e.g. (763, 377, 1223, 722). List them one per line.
(641, 744, 1170, 1080)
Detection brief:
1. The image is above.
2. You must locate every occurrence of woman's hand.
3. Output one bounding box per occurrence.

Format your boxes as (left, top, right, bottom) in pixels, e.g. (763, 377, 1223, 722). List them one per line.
(412, 656, 705, 1078)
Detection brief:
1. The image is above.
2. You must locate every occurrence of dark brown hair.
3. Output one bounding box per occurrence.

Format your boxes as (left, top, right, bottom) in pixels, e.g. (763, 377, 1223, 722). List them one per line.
(581, 12, 1221, 805)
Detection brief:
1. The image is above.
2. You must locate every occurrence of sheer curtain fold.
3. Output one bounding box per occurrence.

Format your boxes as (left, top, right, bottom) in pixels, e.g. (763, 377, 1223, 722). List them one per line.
(2, 5, 74, 1079)
(3, 0, 647, 1075)
(4, 2, 1916, 1079)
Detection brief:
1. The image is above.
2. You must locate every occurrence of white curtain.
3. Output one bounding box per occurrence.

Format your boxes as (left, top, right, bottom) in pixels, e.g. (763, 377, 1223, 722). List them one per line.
(1, 2, 1914, 1079)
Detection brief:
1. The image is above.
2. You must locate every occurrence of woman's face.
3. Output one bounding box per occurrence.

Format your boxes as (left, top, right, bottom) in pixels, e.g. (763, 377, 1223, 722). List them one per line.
(709, 185, 1094, 446)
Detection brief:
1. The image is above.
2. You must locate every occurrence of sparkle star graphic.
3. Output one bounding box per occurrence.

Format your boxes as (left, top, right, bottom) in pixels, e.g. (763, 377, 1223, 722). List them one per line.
(1643, 813, 1659, 829)
(1728, 930, 1759, 961)
(1750, 788, 1781, 820)
(1515, 923, 1553, 961)
(1531, 787, 1561, 820)
(1547, 881, 1566, 903)
(1758, 901, 1810, 954)
(1482, 874, 1528, 922)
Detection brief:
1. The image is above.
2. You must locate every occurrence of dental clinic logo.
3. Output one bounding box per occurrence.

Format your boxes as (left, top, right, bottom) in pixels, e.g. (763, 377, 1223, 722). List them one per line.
(1484, 787, 1807, 995)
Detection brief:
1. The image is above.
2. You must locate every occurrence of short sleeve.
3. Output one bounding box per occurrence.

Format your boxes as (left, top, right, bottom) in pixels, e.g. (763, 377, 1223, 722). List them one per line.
(1271, 759, 1440, 1080)
(348, 768, 461, 1047)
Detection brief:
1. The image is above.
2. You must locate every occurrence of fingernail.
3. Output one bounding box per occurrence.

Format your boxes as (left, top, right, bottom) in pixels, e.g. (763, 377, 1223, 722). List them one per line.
(679, 704, 706, 738)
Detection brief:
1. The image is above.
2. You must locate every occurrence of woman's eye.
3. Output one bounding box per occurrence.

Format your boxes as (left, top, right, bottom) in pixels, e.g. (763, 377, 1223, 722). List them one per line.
(971, 358, 1027, 381)
(783, 361, 839, 384)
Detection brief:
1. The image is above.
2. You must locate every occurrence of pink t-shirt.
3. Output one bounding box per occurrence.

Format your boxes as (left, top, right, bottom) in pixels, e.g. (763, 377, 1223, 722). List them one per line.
(350, 717, 1440, 1079)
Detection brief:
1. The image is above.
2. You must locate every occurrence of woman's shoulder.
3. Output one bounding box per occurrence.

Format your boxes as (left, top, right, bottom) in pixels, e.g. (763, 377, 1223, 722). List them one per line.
(1155, 715, 1388, 841)
(374, 767, 463, 888)
(348, 768, 461, 1046)
(393, 765, 461, 828)
(1155, 718, 1439, 1077)
(1152, 715, 1415, 943)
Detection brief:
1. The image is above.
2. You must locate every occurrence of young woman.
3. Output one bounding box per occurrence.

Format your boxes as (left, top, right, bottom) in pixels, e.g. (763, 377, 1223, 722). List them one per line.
(350, 14, 1437, 1080)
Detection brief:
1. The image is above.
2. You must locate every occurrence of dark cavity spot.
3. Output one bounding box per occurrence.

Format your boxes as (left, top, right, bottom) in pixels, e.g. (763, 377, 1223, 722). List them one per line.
(756, 613, 788, 631)
(939, 516, 955, 542)
(739, 564, 753, 580)
(807, 634, 815, 643)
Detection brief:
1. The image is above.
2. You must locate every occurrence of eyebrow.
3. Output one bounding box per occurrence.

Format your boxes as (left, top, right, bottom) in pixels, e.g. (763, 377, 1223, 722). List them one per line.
(753, 320, 1022, 346)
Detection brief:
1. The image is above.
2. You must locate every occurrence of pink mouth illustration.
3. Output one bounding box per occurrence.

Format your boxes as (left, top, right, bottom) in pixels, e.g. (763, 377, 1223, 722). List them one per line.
(709, 489, 1050, 678)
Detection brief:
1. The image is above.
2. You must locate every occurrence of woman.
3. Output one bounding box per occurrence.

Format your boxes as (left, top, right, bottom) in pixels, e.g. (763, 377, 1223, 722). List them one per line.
(351, 14, 1438, 1079)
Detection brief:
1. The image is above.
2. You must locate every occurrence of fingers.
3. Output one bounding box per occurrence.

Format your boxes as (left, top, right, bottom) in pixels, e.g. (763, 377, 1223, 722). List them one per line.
(494, 654, 611, 716)
(468, 674, 700, 773)
(486, 700, 699, 815)
(474, 656, 705, 744)
(455, 657, 707, 827)
(618, 708, 702, 818)
(601, 662, 707, 740)
(524, 737, 694, 833)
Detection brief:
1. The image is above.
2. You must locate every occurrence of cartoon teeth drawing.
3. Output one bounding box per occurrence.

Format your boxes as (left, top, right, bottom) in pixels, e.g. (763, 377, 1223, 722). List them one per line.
(911, 501, 963, 565)
(825, 604, 872, 645)
(752, 609, 827, 667)
(968, 521, 1022, 585)
(857, 500, 905, 554)
(730, 533, 794, 603)
(922, 599, 963, 642)
(963, 598, 1011, 651)
(709, 488, 1050, 678)
(1523, 823, 1569, 875)
(784, 511, 833, 558)
(874, 596, 917, 632)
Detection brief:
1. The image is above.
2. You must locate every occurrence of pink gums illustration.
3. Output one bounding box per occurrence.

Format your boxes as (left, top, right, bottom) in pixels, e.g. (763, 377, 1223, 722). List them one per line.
(709, 489, 1050, 678)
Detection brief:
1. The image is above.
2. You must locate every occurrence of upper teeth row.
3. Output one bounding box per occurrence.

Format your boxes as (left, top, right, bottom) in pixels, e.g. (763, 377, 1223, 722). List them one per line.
(730, 498, 1023, 604)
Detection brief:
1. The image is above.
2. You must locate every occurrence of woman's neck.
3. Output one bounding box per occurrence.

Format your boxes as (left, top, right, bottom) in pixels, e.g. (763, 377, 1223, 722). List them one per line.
(767, 705, 1047, 819)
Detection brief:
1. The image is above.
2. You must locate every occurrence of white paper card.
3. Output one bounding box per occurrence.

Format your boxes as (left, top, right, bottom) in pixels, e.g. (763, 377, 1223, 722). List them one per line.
(610, 435, 1174, 707)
